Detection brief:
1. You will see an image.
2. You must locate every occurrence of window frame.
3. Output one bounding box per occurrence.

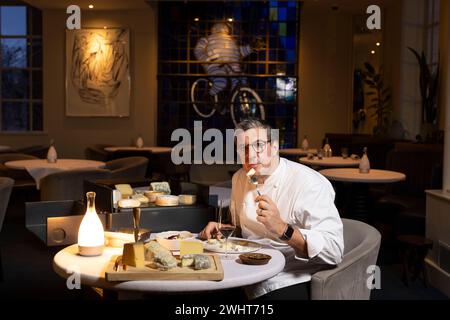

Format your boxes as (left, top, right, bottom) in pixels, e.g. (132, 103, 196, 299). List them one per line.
(0, 2, 43, 133)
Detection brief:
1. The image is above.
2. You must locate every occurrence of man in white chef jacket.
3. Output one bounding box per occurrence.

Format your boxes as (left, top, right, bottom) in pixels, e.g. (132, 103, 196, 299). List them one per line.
(199, 119, 344, 300)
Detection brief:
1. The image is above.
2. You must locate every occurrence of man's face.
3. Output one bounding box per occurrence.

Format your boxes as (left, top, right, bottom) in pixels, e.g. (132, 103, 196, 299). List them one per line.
(235, 128, 278, 175)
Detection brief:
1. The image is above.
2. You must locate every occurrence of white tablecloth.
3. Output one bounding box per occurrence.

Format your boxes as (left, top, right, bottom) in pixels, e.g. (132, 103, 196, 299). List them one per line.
(299, 156, 360, 167)
(5, 159, 105, 189)
(53, 244, 285, 294)
(319, 168, 406, 183)
(104, 146, 172, 154)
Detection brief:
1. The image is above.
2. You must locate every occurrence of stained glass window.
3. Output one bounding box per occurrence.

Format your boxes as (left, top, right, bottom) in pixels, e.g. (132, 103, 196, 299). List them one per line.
(158, 0, 300, 148)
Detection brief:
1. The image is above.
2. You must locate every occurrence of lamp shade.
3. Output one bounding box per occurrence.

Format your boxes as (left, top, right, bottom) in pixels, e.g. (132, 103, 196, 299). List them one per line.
(78, 191, 104, 256)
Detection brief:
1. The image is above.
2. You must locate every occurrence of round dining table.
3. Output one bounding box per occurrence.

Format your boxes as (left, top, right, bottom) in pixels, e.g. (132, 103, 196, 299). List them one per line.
(279, 148, 318, 158)
(319, 168, 406, 183)
(5, 159, 105, 189)
(104, 146, 172, 154)
(299, 156, 360, 168)
(53, 244, 285, 299)
(319, 168, 406, 222)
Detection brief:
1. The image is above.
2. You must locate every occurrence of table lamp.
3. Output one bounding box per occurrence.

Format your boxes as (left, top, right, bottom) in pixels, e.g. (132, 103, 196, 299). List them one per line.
(78, 191, 104, 256)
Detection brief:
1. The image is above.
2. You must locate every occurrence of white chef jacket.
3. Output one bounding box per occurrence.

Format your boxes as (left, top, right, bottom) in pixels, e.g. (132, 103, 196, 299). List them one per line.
(230, 157, 344, 299)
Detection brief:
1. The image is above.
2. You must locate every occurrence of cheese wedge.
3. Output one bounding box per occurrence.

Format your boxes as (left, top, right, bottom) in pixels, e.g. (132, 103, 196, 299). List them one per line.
(179, 240, 204, 257)
(122, 242, 145, 268)
(115, 184, 133, 198)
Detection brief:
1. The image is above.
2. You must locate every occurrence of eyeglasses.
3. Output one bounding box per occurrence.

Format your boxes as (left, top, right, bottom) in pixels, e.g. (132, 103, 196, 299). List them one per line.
(237, 140, 270, 154)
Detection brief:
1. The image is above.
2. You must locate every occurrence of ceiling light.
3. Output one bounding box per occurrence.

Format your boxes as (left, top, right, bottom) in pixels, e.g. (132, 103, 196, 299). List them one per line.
(88, 4, 94, 9)
(194, 17, 199, 21)
(371, 50, 375, 54)
(376, 42, 381, 46)
(228, 18, 233, 22)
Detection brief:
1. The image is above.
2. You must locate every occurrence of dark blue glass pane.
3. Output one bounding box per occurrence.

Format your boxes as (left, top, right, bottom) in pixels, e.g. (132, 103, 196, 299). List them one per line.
(270, 1, 278, 7)
(32, 38, 42, 67)
(278, 8, 287, 20)
(2, 70, 29, 98)
(287, 50, 296, 62)
(287, 9, 297, 20)
(1, 38, 27, 67)
(32, 102, 43, 131)
(287, 36, 295, 49)
(32, 70, 42, 99)
(288, 1, 297, 7)
(1, 6, 27, 35)
(280, 37, 286, 48)
(2, 102, 29, 131)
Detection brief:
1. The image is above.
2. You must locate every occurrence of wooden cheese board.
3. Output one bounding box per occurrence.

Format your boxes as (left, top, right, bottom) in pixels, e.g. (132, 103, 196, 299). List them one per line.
(105, 254, 224, 282)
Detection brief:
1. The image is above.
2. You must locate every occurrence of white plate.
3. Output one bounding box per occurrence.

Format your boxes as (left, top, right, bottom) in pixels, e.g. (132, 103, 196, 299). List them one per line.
(155, 231, 195, 251)
(203, 237, 261, 254)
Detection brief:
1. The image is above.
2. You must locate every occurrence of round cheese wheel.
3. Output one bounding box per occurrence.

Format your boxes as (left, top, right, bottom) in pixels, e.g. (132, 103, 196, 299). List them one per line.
(178, 194, 197, 205)
(155, 195, 179, 206)
(144, 190, 166, 202)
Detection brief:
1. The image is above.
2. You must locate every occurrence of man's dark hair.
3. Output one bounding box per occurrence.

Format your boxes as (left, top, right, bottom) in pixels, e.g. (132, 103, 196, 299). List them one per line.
(235, 118, 276, 142)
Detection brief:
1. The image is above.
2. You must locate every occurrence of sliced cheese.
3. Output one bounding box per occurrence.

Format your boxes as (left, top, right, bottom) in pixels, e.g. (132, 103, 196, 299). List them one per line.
(122, 242, 145, 268)
(115, 184, 133, 198)
(179, 240, 204, 257)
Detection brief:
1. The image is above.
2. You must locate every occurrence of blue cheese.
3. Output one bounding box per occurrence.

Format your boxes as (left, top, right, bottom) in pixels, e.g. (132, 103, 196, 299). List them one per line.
(181, 254, 211, 270)
(193, 254, 211, 270)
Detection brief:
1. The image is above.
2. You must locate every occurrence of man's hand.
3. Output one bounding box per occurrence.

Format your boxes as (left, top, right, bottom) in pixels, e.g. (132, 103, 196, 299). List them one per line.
(255, 195, 287, 237)
(198, 222, 220, 240)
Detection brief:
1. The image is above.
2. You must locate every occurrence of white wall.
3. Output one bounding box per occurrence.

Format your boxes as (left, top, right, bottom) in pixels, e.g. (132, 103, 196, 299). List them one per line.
(0, 7, 158, 158)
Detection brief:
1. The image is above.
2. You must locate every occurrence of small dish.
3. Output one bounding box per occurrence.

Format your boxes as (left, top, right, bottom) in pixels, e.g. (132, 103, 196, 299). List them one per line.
(239, 253, 272, 265)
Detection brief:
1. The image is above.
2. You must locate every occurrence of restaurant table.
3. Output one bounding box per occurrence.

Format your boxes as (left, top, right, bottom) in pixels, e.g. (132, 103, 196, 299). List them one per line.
(104, 146, 172, 154)
(299, 156, 360, 168)
(53, 244, 285, 299)
(5, 159, 105, 189)
(279, 148, 318, 157)
(319, 168, 406, 222)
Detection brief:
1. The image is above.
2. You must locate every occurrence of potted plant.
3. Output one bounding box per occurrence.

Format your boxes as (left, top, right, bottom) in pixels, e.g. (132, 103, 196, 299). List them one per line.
(362, 62, 392, 136)
(408, 47, 440, 141)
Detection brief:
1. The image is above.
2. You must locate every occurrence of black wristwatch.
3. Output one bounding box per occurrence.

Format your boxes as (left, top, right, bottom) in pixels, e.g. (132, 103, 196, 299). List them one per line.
(279, 224, 294, 241)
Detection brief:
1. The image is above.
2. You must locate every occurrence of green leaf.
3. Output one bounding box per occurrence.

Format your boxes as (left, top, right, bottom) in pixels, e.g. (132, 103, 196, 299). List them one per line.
(364, 62, 376, 75)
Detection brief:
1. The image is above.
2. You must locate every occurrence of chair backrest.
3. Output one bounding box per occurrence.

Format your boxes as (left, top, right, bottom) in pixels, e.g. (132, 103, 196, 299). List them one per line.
(311, 219, 381, 300)
(84, 144, 114, 162)
(16, 145, 48, 158)
(0, 153, 38, 164)
(0, 153, 38, 181)
(0, 177, 14, 231)
(40, 168, 111, 201)
(385, 148, 443, 196)
(189, 164, 241, 186)
(104, 156, 148, 179)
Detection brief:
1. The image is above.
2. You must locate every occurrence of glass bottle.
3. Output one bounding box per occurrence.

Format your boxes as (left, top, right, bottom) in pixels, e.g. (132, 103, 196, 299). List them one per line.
(47, 139, 58, 163)
(359, 147, 371, 174)
(78, 192, 105, 256)
(301, 135, 309, 151)
(136, 134, 144, 148)
(323, 138, 332, 157)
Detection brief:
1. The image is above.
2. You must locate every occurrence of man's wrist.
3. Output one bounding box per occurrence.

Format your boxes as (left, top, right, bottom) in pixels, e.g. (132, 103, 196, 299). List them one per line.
(278, 223, 288, 238)
(279, 223, 294, 241)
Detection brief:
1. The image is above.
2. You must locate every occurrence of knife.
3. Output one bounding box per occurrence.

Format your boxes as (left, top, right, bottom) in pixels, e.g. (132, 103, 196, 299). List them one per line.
(132, 207, 141, 243)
